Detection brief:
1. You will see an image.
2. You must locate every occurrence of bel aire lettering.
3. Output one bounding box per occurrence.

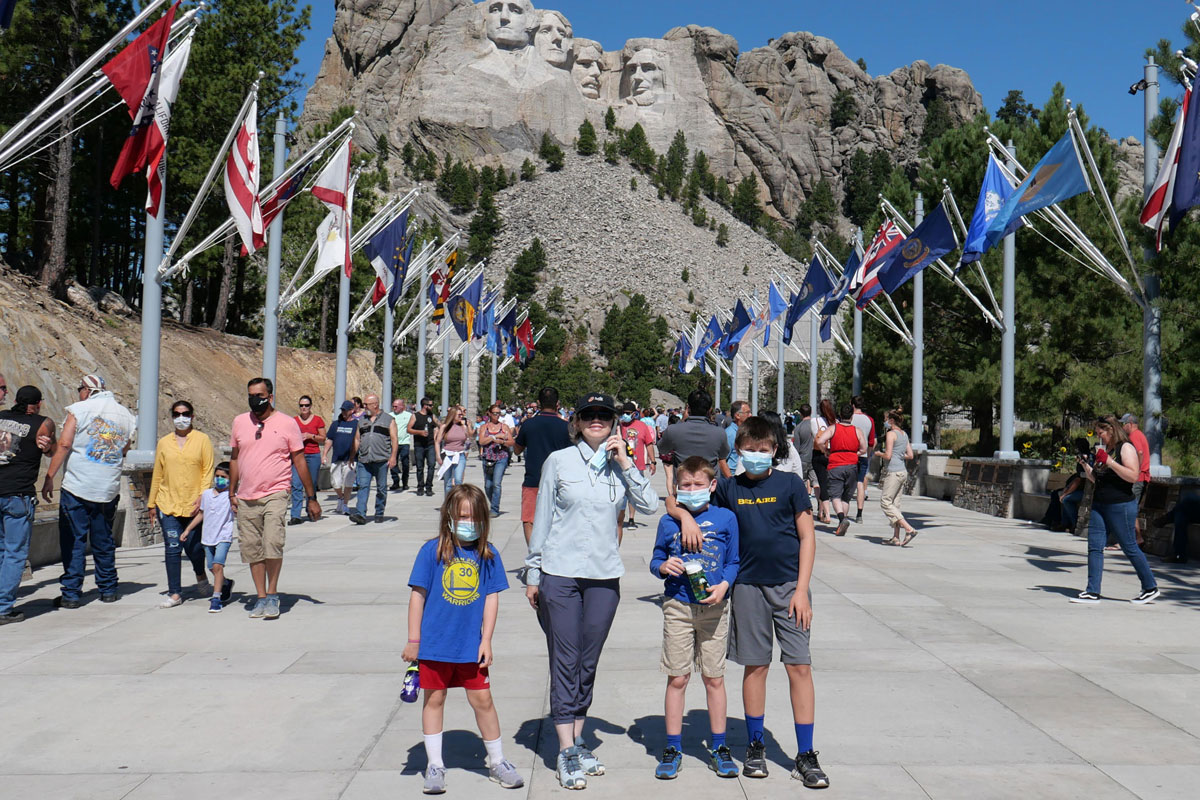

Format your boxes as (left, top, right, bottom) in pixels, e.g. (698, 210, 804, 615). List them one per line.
(737, 496, 777, 505)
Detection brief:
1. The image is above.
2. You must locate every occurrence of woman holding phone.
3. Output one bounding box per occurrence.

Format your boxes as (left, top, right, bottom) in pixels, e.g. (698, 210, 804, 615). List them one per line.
(524, 392, 659, 789)
(1070, 414, 1159, 604)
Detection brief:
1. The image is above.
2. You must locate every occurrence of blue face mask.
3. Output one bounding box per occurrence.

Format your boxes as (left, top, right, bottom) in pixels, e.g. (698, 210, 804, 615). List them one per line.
(740, 450, 773, 475)
(676, 489, 711, 510)
(214, 476, 229, 491)
(588, 445, 609, 472)
(620, 413, 633, 423)
(884, 420, 892, 430)
(454, 521, 479, 542)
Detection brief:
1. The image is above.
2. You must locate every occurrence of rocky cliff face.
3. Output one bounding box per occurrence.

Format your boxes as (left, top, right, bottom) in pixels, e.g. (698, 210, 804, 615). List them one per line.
(301, 0, 984, 221)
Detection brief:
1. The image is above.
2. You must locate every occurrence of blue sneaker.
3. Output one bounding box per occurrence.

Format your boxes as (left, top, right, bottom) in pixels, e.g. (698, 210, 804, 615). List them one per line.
(208, 596, 222, 614)
(708, 744, 738, 777)
(655, 746, 682, 779)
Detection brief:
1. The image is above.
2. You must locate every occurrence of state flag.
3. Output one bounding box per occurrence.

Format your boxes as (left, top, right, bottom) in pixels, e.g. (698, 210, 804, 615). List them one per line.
(878, 202, 958, 294)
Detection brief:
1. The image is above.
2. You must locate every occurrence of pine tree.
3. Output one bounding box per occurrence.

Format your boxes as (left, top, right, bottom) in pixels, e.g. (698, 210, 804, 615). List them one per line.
(731, 175, 761, 227)
(576, 119, 598, 156)
(604, 140, 620, 165)
(716, 224, 730, 247)
(663, 130, 688, 199)
(604, 106, 617, 131)
(539, 133, 564, 171)
(467, 189, 501, 263)
(503, 238, 547, 303)
(521, 158, 536, 181)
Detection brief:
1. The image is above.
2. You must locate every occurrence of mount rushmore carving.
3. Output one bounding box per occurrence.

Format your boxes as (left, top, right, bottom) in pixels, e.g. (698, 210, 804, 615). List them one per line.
(301, 0, 983, 219)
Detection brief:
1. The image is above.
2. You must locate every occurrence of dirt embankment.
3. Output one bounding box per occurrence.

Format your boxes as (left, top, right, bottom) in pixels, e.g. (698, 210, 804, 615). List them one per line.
(0, 267, 378, 446)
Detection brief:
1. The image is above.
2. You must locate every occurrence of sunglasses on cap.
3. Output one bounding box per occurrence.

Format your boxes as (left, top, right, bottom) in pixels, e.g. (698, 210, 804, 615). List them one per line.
(578, 409, 614, 422)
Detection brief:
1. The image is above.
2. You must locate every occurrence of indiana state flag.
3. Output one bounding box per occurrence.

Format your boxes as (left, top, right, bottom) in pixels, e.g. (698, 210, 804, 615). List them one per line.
(983, 130, 1091, 252)
(719, 300, 752, 359)
(447, 272, 483, 342)
(961, 154, 1020, 266)
(820, 249, 859, 317)
(879, 202, 958, 294)
(783, 256, 833, 345)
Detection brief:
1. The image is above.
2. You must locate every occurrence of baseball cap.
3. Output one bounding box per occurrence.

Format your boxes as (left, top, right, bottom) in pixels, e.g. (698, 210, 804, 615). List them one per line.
(14, 385, 42, 406)
(81, 374, 105, 392)
(1119, 413, 1138, 425)
(621, 401, 638, 414)
(576, 392, 616, 414)
(340, 400, 356, 412)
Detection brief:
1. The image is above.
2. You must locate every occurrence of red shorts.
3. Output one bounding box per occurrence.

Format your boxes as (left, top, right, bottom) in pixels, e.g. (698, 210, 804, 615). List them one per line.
(521, 486, 538, 524)
(419, 659, 491, 690)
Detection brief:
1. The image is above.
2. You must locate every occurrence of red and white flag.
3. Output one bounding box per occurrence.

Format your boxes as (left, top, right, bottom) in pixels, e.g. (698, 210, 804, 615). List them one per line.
(142, 30, 191, 216)
(311, 139, 353, 276)
(224, 98, 264, 255)
(103, 2, 180, 213)
(1141, 87, 1191, 251)
(853, 219, 904, 309)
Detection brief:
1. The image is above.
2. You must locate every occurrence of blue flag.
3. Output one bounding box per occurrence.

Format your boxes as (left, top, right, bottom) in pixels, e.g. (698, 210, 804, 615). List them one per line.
(497, 306, 517, 358)
(878, 202, 959, 294)
(695, 315, 723, 373)
(477, 291, 497, 348)
(0, 0, 17, 29)
(782, 256, 833, 345)
(820, 314, 832, 342)
(363, 210, 410, 307)
(719, 300, 752, 359)
(762, 281, 789, 346)
(447, 273, 483, 342)
(819, 249, 859, 317)
(961, 154, 1020, 266)
(675, 333, 693, 374)
(983, 130, 1090, 252)
(1172, 77, 1200, 228)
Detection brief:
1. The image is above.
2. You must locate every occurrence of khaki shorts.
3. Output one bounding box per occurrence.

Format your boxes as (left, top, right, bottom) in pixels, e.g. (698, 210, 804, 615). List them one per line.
(238, 491, 288, 563)
(660, 597, 730, 677)
(521, 486, 538, 524)
(330, 461, 355, 489)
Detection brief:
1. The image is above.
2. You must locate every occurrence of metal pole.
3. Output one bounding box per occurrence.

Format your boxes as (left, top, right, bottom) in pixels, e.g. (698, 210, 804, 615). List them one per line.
(714, 356, 722, 411)
(441, 334, 450, 413)
(1143, 56, 1169, 475)
(775, 320, 785, 414)
(912, 193, 925, 449)
(997, 142, 1019, 459)
(490, 345, 498, 406)
(383, 300, 394, 406)
(334, 267, 350, 411)
(731, 355, 739, 409)
(461, 339, 470, 416)
(808, 311, 818, 411)
(852, 227, 864, 395)
(262, 113, 286, 389)
(417, 268, 428, 402)
(133, 205, 166, 460)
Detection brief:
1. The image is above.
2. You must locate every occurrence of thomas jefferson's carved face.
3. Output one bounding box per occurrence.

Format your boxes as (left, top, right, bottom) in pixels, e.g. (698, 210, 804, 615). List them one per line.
(535, 11, 573, 67)
(482, 0, 535, 50)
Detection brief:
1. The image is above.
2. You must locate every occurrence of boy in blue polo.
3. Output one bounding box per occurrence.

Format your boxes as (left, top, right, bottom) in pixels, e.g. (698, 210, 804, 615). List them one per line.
(649, 456, 740, 780)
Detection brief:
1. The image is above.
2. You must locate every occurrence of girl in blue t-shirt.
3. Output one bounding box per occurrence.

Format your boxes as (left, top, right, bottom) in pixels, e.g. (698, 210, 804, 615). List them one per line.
(403, 484, 523, 794)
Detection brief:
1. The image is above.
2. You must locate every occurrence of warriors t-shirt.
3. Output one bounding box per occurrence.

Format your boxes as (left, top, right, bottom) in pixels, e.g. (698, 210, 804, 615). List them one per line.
(408, 539, 509, 663)
(714, 470, 811, 585)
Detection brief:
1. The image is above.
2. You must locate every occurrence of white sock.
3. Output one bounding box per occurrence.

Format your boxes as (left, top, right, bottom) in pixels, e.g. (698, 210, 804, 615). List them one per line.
(484, 736, 505, 764)
(424, 732, 444, 769)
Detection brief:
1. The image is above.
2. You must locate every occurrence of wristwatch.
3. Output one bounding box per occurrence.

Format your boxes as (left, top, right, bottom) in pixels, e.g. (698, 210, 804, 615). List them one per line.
(307, 495, 317, 502)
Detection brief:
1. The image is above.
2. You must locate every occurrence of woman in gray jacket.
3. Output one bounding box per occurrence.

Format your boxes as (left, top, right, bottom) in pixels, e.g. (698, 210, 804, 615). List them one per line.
(525, 392, 659, 790)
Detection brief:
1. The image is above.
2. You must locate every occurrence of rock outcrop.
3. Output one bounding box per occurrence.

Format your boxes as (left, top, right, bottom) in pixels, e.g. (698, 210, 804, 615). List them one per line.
(301, 0, 984, 221)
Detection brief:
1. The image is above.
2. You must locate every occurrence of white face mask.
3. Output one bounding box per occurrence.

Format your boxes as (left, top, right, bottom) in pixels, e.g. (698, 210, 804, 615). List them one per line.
(173, 416, 192, 431)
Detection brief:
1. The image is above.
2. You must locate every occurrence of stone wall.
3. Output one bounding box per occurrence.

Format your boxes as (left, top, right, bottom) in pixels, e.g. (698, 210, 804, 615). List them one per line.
(1075, 476, 1200, 559)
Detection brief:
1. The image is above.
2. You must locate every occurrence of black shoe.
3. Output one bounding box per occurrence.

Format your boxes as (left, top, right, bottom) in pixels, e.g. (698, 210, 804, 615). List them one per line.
(349, 513, 367, 525)
(221, 578, 235, 603)
(100, 592, 119, 603)
(743, 740, 768, 778)
(0, 611, 24, 625)
(53, 596, 81, 609)
(791, 750, 829, 788)
(288, 517, 304, 526)
(390, 482, 400, 491)
(401, 484, 409, 492)
(374, 515, 385, 523)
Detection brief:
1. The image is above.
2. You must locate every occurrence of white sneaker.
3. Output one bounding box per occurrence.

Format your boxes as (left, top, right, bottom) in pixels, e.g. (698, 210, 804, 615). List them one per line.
(159, 594, 182, 608)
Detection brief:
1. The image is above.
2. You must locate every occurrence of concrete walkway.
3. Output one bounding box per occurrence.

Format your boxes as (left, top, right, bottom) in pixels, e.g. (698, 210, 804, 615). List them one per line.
(2, 462, 1198, 800)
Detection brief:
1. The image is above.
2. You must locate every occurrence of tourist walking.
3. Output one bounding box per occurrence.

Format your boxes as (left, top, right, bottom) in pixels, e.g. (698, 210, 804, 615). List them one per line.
(759, 411, 804, 475)
(290, 395, 325, 525)
(179, 461, 236, 612)
(618, 401, 657, 531)
(513, 387, 571, 545)
(1121, 413, 1152, 545)
(477, 404, 514, 516)
(229, 377, 320, 619)
(724, 401, 750, 474)
(403, 484, 523, 794)
(408, 397, 438, 496)
(657, 389, 731, 497)
(435, 405, 471, 495)
(42, 374, 135, 607)
(793, 404, 815, 496)
(524, 392, 659, 790)
(324, 401, 360, 514)
(148, 400, 216, 607)
(851, 397, 876, 523)
(879, 410, 918, 546)
(0, 385, 55, 625)
(351, 394, 398, 525)
(391, 398, 413, 491)
(816, 402, 867, 537)
(810, 400, 835, 524)
(1070, 415, 1159, 605)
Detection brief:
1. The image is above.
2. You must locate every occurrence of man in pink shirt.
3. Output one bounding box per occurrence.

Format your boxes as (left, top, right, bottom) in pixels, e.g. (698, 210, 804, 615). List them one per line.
(617, 401, 657, 533)
(1121, 413, 1153, 544)
(229, 377, 320, 620)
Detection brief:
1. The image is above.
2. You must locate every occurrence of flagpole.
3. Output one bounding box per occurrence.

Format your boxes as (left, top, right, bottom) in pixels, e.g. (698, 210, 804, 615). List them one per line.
(1142, 55, 1168, 475)
(417, 256, 429, 402)
(852, 228, 864, 395)
(775, 319, 785, 415)
(262, 113, 286, 389)
(808, 310, 818, 411)
(731, 355, 739, 410)
(490, 345, 498, 406)
(912, 193, 926, 450)
(997, 144, 1019, 459)
(133, 199, 167, 461)
(441, 335, 451, 414)
(461, 338, 470, 417)
(714, 350, 722, 411)
(334, 172, 359, 412)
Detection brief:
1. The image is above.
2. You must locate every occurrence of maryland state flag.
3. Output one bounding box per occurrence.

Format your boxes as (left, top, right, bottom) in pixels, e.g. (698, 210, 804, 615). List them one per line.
(515, 318, 535, 367)
(430, 250, 458, 324)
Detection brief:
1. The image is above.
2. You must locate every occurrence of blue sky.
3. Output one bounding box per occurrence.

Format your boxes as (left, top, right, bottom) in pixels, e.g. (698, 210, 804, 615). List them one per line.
(295, 1, 1192, 141)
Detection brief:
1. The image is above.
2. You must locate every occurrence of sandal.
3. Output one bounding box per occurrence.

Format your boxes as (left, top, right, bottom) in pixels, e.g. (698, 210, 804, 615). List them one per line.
(901, 530, 919, 546)
(886, 537, 901, 546)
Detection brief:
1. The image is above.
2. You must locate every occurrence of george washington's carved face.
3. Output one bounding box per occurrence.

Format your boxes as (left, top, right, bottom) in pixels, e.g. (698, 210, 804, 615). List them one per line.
(482, 0, 535, 50)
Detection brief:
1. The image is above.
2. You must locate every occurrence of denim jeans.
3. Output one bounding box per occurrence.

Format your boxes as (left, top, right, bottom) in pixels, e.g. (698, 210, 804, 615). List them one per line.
(413, 443, 435, 491)
(1061, 488, 1084, 531)
(291, 452, 322, 519)
(1086, 499, 1157, 595)
(158, 511, 206, 596)
(441, 451, 467, 494)
(0, 495, 35, 614)
(355, 460, 389, 517)
(59, 489, 119, 600)
(392, 444, 411, 488)
(483, 456, 508, 514)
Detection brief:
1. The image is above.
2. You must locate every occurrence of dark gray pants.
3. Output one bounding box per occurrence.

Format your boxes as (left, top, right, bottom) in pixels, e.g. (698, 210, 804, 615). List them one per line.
(540, 573, 620, 725)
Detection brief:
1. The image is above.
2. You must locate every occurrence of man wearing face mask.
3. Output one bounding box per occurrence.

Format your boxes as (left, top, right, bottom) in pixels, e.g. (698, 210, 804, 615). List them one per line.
(617, 401, 657, 531)
(229, 377, 319, 620)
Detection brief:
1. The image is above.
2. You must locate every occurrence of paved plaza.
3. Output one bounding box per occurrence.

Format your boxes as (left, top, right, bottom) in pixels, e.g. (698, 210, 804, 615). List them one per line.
(1, 463, 1198, 800)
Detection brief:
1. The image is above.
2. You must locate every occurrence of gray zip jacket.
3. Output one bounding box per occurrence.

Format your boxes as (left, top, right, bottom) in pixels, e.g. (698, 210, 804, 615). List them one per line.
(525, 440, 659, 586)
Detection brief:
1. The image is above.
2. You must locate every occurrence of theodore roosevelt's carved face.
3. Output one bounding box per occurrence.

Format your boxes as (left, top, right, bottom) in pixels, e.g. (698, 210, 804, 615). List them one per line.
(572, 43, 603, 98)
(482, 0, 535, 50)
(534, 11, 573, 67)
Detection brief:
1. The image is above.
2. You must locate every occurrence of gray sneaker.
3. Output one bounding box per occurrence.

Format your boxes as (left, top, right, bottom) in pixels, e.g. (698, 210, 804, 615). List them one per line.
(556, 746, 587, 790)
(574, 736, 605, 775)
(263, 594, 281, 619)
(422, 764, 446, 794)
(248, 598, 268, 618)
(487, 757, 525, 789)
